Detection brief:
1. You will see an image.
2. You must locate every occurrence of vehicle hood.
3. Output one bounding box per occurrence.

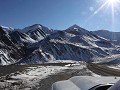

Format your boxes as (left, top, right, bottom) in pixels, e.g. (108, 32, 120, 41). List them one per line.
(52, 76, 120, 90)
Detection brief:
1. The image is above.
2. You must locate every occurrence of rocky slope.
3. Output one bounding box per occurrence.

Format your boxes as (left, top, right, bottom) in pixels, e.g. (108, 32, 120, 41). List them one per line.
(0, 24, 120, 65)
(91, 30, 120, 41)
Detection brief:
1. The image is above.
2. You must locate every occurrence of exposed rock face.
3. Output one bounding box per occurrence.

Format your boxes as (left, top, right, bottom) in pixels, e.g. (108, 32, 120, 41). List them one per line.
(0, 27, 27, 65)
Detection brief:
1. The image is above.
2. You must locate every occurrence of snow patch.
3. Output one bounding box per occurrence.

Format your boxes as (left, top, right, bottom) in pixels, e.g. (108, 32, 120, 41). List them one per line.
(2, 66, 68, 89)
(0, 25, 14, 31)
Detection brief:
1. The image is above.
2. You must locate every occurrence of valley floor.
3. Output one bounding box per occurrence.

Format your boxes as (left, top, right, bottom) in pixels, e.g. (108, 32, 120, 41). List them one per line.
(88, 64, 120, 76)
(0, 63, 120, 90)
(0, 63, 93, 90)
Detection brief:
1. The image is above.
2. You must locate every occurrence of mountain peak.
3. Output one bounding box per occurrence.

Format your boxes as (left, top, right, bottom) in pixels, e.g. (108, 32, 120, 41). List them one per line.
(20, 24, 53, 34)
(22, 24, 42, 33)
(68, 24, 82, 30)
(71, 24, 78, 26)
(30, 24, 42, 29)
(65, 24, 88, 35)
(0, 25, 14, 31)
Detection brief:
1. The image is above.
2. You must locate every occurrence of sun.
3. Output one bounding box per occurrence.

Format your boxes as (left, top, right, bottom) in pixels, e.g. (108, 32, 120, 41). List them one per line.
(86, 0, 120, 21)
(85, 0, 120, 31)
(92, 0, 120, 15)
(108, 0, 119, 4)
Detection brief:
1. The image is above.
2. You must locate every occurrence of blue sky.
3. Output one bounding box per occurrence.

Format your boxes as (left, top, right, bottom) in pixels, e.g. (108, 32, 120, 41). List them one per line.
(0, 0, 120, 31)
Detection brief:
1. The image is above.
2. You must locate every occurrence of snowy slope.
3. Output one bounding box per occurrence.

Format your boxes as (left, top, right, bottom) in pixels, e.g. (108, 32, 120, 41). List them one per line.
(65, 24, 88, 34)
(19, 24, 57, 41)
(21, 24, 53, 34)
(91, 30, 120, 41)
(18, 25, 120, 64)
(1, 24, 120, 65)
(10, 31, 36, 46)
(18, 49, 55, 64)
(0, 27, 27, 65)
(0, 25, 14, 32)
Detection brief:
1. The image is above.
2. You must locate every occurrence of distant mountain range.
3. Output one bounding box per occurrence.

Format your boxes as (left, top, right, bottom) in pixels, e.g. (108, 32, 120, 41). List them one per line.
(0, 24, 120, 65)
(91, 30, 120, 41)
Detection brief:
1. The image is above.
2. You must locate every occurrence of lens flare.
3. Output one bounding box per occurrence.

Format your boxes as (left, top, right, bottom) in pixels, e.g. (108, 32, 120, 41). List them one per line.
(84, 0, 120, 31)
(108, 0, 119, 4)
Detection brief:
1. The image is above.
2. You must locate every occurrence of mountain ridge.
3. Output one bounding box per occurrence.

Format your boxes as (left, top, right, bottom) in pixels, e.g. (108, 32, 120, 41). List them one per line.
(0, 24, 120, 65)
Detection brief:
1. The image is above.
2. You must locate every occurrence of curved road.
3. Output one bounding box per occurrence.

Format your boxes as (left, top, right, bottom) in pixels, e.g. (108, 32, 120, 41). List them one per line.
(87, 64, 120, 76)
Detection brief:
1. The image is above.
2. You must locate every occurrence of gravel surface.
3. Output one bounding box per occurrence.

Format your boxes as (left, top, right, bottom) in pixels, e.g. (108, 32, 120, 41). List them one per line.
(87, 64, 120, 76)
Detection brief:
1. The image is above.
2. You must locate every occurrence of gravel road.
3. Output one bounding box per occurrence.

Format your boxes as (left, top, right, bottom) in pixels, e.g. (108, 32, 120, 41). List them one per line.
(87, 64, 120, 76)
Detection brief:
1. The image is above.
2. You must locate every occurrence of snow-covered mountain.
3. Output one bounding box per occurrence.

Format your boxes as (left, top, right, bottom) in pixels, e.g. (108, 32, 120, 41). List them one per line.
(16, 25, 120, 64)
(19, 24, 57, 41)
(21, 24, 54, 34)
(0, 24, 120, 65)
(91, 30, 120, 41)
(0, 26, 27, 65)
(65, 24, 89, 35)
(10, 31, 36, 46)
(0, 25, 14, 32)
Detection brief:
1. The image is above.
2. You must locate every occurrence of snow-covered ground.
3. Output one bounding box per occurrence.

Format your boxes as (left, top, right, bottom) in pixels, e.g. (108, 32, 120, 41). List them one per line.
(12, 66, 67, 87)
(0, 63, 100, 90)
(0, 66, 68, 90)
(48, 60, 85, 64)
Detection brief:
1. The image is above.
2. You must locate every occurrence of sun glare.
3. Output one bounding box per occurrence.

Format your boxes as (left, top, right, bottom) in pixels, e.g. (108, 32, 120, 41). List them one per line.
(86, 0, 119, 21)
(108, 0, 118, 4)
(84, 0, 120, 31)
(90, 0, 120, 16)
